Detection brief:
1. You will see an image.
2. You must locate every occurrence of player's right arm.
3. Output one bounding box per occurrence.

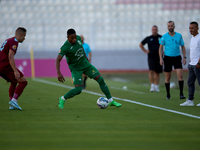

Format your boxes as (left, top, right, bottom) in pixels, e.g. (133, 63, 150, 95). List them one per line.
(8, 50, 20, 80)
(139, 43, 149, 54)
(55, 54, 65, 83)
(139, 37, 149, 54)
(88, 51, 92, 63)
(159, 36, 165, 66)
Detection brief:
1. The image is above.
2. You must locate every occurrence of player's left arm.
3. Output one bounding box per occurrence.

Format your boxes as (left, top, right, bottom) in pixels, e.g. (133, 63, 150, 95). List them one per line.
(196, 58, 200, 69)
(8, 49, 20, 80)
(181, 45, 186, 65)
(83, 48, 90, 62)
(55, 54, 65, 83)
(88, 51, 92, 63)
(196, 40, 200, 69)
(87, 45, 92, 63)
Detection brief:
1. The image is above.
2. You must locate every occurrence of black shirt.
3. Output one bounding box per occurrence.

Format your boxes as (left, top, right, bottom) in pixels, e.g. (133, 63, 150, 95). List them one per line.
(141, 34, 162, 59)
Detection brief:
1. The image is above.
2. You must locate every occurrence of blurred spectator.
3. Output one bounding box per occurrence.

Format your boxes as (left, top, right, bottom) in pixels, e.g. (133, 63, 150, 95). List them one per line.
(180, 21, 200, 106)
(139, 25, 162, 92)
(80, 35, 92, 89)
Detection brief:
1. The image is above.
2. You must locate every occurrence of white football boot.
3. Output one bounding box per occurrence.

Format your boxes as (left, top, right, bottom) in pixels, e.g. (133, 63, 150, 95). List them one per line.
(150, 84, 155, 92)
(154, 85, 160, 92)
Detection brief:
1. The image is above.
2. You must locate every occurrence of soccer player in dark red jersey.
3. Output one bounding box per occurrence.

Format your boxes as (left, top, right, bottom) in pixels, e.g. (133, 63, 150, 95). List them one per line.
(0, 27, 27, 110)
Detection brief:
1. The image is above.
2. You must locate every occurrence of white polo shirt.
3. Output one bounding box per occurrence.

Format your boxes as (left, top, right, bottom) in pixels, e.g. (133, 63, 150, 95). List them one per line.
(189, 33, 200, 65)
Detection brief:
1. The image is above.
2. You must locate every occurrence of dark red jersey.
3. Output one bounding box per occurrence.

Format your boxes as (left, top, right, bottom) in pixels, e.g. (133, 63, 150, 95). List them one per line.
(0, 37, 18, 62)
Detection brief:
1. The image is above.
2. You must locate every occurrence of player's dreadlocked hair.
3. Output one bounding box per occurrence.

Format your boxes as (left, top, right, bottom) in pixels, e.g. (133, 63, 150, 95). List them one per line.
(67, 28, 76, 35)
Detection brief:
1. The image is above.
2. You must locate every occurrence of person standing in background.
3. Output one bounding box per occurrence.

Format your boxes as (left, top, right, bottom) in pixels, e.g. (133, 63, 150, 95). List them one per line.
(159, 21, 186, 100)
(180, 21, 200, 106)
(139, 25, 162, 92)
(80, 35, 92, 89)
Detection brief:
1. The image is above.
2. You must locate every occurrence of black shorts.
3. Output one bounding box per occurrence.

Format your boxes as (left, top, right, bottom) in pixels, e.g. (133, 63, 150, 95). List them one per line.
(148, 57, 163, 73)
(163, 55, 182, 72)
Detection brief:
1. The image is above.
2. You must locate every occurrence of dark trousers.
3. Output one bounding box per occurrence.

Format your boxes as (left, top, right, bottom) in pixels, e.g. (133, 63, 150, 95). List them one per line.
(187, 64, 200, 100)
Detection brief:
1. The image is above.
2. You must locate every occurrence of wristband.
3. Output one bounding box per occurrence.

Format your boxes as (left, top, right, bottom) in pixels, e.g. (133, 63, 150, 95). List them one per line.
(183, 57, 186, 59)
(198, 62, 200, 65)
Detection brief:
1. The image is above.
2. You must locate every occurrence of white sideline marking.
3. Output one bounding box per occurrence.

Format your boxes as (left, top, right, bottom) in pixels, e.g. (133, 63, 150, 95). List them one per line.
(33, 78, 200, 120)
(110, 86, 143, 94)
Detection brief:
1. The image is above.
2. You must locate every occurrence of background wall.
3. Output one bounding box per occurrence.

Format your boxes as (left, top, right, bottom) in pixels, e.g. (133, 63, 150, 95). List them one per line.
(15, 50, 190, 77)
(0, 0, 199, 75)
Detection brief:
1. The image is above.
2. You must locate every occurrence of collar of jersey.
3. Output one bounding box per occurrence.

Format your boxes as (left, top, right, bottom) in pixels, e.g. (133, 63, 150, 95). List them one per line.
(67, 40, 75, 45)
(14, 37, 18, 42)
(168, 32, 176, 37)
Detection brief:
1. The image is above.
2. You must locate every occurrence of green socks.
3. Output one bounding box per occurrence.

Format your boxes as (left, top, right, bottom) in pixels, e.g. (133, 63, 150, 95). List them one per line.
(97, 76, 112, 99)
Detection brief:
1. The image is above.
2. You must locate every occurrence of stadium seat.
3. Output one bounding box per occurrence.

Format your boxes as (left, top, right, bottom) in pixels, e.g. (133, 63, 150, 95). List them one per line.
(0, 0, 199, 51)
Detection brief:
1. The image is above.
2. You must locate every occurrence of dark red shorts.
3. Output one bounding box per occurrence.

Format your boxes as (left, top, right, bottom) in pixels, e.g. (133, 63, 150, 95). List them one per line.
(0, 62, 24, 83)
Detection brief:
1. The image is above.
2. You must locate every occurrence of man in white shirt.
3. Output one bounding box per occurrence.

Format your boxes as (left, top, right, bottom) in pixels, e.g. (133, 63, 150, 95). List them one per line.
(180, 21, 200, 106)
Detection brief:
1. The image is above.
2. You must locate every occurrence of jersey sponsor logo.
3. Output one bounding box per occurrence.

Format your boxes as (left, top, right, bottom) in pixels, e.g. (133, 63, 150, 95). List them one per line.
(75, 48, 84, 60)
(59, 49, 61, 53)
(12, 45, 17, 50)
(70, 46, 73, 49)
(92, 70, 97, 75)
(150, 38, 153, 41)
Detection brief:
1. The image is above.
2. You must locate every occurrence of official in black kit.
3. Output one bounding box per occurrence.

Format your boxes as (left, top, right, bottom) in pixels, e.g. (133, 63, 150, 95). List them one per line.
(139, 25, 163, 92)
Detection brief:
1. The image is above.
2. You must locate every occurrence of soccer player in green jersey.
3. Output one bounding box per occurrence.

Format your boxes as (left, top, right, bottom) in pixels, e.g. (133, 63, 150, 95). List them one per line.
(55, 28, 121, 109)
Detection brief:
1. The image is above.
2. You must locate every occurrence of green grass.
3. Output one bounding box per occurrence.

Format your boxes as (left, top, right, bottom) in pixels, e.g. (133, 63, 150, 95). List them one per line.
(0, 72, 200, 150)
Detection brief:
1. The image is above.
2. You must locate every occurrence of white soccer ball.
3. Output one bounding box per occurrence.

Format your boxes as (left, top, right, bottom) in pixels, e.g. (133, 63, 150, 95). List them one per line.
(97, 97, 109, 109)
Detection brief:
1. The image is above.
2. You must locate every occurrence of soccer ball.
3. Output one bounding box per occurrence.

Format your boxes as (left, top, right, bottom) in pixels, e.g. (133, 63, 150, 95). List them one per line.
(97, 97, 109, 109)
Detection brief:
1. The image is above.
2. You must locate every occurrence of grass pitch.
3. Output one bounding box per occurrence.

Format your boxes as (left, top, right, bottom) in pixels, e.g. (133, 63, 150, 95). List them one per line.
(0, 72, 200, 150)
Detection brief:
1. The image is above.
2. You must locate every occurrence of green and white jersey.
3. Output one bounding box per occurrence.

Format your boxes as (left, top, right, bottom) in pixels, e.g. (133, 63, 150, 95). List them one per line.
(59, 35, 90, 71)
